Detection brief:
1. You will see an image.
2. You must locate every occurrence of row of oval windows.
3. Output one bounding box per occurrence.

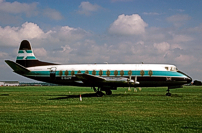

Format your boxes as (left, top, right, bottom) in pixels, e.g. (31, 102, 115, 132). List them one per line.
(57, 70, 153, 76)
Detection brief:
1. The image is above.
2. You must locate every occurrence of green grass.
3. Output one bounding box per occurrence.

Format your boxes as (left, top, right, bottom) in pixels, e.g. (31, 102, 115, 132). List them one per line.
(0, 86, 202, 133)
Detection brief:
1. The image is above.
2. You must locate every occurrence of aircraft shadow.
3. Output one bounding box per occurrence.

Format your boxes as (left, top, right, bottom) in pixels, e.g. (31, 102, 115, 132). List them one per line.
(48, 93, 98, 100)
(0, 94, 9, 96)
(48, 93, 137, 100)
(181, 126, 202, 131)
(48, 93, 181, 100)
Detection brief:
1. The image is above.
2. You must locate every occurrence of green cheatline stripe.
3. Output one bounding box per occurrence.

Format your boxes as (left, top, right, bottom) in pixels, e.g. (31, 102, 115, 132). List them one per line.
(28, 70, 186, 77)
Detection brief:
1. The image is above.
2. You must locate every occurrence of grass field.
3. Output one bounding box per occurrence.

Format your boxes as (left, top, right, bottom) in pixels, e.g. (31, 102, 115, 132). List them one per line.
(0, 86, 202, 133)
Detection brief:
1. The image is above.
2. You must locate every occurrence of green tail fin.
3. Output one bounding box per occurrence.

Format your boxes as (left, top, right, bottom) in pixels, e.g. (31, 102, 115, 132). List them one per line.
(16, 40, 58, 67)
(16, 40, 37, 60)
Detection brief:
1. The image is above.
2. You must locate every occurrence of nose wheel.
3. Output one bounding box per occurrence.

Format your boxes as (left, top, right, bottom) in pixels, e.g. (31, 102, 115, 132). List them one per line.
(166, 89, 171, 96)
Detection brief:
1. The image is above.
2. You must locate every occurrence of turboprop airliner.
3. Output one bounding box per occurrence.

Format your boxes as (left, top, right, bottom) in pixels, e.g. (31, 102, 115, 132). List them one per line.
(5, 40, 192, 96)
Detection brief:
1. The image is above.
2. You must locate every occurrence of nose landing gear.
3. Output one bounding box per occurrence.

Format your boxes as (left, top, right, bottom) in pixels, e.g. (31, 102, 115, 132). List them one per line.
(166, 88, 171, 96)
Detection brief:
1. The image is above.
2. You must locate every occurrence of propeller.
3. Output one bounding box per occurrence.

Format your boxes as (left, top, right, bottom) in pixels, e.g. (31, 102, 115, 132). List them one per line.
(127, 75, 140, 92)
(133, 76, 139, 85)
(127, 75, 139, 91)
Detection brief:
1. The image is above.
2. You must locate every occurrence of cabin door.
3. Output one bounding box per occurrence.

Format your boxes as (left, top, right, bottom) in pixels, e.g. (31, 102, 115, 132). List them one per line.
(49, 67, 57, 80)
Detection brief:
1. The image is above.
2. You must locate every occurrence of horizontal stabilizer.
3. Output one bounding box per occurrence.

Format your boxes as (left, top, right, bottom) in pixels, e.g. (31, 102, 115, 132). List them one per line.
(5, 60, 30, 74)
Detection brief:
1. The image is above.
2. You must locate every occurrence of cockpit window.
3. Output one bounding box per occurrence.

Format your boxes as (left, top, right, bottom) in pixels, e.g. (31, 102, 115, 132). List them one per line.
(171, 67, 177, 71)
(165, 66, 177, 71)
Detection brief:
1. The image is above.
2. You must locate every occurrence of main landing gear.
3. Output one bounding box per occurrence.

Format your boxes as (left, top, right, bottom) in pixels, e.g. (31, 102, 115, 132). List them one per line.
(93, 87, 104, 97)
(92, 87, 112, 97)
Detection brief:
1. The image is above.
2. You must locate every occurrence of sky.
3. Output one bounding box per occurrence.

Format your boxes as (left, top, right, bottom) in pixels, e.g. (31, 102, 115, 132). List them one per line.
(0, 0, 202, 82)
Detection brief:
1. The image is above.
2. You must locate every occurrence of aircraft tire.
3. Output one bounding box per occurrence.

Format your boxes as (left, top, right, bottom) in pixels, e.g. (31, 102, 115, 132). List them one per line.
(106, 90, 112, 95)
(166, 93, 171, 96)
(96, 91, 104, 97)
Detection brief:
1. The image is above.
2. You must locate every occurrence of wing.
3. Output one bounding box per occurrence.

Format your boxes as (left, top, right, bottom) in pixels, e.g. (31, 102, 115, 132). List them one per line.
(75, 73, 140, 86)
(76, 73, 106, 82)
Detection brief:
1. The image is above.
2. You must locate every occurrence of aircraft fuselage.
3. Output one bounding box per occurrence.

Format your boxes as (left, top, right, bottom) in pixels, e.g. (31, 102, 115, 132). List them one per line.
(23, 64, 191, 88)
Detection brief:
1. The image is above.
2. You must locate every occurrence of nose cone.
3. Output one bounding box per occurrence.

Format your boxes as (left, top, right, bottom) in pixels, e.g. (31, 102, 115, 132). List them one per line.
(187, 77, 192, 84)
(177, 71, 192, 84)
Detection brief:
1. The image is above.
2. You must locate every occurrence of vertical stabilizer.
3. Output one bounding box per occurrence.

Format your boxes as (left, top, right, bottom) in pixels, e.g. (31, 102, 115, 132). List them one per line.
(16, 40, 58, 67)
(16, 40, 37, 60)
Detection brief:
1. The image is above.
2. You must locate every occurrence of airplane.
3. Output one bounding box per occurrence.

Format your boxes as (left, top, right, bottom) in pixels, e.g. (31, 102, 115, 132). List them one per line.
(5, 40, 192, 97)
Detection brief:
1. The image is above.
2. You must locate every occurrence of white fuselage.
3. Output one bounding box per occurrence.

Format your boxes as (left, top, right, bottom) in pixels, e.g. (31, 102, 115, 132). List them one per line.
(23, 63, 191, 88)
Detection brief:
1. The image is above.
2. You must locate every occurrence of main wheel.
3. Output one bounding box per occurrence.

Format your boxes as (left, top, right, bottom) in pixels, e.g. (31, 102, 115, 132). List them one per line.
(96, 91, 104, 97)
(106, 90, 112, 95)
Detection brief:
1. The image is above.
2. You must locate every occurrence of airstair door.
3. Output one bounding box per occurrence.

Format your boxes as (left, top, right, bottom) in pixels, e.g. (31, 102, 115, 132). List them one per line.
(49, 67, 57, 80)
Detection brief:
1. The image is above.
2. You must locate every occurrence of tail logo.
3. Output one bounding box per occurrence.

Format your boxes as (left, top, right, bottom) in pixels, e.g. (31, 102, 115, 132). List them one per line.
(17, 50, 37, 60)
